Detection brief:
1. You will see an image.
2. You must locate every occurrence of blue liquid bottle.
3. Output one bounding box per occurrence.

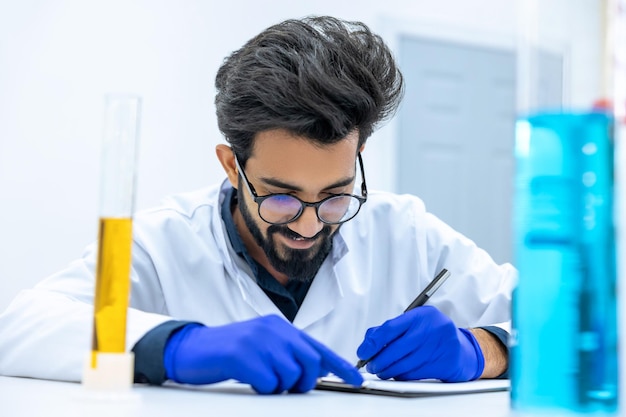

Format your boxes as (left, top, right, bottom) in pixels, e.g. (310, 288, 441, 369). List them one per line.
(511, 110, 618, 413)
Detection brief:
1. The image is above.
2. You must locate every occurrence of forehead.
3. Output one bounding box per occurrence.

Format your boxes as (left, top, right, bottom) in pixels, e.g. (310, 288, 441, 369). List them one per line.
(247, 129, 360, 181)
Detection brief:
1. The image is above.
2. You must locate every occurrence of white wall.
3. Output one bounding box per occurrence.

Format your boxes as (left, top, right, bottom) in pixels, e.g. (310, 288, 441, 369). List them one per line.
(0, 0, 600, 311)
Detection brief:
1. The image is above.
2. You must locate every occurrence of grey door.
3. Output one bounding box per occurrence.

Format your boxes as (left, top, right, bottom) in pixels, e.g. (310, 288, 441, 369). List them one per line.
(396, 36, 518, 265)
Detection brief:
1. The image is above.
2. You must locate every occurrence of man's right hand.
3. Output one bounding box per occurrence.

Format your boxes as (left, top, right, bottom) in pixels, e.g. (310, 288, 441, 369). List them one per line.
(163, 315, 363, 394)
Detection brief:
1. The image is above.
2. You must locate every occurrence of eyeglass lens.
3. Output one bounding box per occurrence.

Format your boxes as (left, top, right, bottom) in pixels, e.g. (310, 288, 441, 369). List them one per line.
(259, 194, 359, 224)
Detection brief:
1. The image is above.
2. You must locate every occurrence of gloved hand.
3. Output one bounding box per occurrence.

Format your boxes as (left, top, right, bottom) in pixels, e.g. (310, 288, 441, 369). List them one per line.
(163, 315, 363, 394)
(356, 305, 484, 382)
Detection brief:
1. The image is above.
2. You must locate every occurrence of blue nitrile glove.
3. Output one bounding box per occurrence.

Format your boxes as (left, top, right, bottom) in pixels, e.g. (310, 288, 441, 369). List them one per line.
(163, 315, 363, 394)
(356, 305, 484, 382)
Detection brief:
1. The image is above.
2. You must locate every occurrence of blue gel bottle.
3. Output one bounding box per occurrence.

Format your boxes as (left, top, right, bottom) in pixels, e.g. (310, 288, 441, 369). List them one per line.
(511, 111, 618, 414)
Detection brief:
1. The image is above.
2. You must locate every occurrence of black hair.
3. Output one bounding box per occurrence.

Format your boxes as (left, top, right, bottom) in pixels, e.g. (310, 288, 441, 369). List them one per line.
(215, 15, 404, 164)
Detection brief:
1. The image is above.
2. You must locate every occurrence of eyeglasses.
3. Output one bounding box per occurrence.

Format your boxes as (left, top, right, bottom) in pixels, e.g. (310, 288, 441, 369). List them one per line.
(234, 153, 368, 225)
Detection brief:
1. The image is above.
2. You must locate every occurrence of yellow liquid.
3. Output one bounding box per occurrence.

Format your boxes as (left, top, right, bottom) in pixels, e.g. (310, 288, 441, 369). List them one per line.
(90, 217, 132, 367)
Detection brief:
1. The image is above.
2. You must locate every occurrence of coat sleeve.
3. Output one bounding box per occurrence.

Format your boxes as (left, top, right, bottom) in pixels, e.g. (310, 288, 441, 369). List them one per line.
(0, 241, 172, 382)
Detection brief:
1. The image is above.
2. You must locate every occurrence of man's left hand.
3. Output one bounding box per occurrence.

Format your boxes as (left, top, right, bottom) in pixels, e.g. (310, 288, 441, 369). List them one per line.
(356, 305, 484, 382)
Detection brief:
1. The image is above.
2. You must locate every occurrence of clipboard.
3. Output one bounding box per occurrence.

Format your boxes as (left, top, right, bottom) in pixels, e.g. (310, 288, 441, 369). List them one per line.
(315, 374, 510, 398)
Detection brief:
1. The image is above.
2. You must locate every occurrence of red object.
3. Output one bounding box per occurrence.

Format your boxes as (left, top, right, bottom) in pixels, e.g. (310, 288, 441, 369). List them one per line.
(592, 98, 626, 123)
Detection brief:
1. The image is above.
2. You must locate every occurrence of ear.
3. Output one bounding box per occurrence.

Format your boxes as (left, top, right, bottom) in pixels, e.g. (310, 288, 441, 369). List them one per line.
(215, 144, 239, 188)
(359, 143, 366, 153)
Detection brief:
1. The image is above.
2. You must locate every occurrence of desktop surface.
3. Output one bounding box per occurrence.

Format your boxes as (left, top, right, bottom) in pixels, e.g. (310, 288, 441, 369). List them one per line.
(1, 375, 512, 417)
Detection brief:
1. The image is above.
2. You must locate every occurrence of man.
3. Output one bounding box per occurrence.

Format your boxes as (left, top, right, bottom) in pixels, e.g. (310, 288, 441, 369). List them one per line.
(0, 16, 515, 394)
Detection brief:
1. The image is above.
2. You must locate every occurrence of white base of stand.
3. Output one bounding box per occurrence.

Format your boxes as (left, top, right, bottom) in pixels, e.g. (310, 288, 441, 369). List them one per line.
(80, 352, 139, 402)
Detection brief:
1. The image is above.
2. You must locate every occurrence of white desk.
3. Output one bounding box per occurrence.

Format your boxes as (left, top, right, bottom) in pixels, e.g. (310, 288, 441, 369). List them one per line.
(1, 375, 512, 417)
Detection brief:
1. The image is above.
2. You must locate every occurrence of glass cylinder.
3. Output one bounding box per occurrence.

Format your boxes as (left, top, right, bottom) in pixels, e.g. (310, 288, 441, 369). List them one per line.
(613, 0, 626, 411)
(83, 94, 141, 390)
(511, 1, 618, 414)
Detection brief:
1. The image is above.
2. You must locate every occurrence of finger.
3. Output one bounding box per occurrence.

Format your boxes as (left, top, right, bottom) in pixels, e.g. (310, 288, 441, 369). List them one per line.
(377, 308, 425, 340)
(357, 311, 419, 359)
(374, 345, 432, 380)
(288, 361, 319, 393)
(286, 339, 322, 393)
(303, 333, 364, 387)
(265, 323, 324, 393)
(290, 332, 344, 393)
(238, 315, 306, 393)
(254, 330, 310, 393)
(356, 325, 385, 359)
(271, 355, 303, 394)
(365, 337, 415, 377)
(242, 362, 281, 395)
(366, 311, 433, 377)
(370, 308, 453, 380)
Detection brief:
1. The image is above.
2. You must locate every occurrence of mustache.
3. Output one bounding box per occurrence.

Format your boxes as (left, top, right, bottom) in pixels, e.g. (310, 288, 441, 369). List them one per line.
(267, 225, 331, 241)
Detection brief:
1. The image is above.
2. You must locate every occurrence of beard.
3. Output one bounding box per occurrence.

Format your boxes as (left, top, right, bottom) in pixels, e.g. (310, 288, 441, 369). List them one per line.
(236, 184, 335, 283)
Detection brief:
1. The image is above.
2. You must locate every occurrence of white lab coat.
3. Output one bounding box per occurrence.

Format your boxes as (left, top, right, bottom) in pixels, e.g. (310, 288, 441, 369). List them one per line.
(0, 180, 516, 382)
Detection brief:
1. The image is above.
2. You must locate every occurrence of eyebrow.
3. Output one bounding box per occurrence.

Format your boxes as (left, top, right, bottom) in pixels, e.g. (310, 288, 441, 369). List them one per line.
(258, 174, 356, 192)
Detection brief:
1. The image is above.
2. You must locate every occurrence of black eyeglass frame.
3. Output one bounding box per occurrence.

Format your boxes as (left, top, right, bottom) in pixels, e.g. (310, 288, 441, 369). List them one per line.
(234, 152, 368, 225)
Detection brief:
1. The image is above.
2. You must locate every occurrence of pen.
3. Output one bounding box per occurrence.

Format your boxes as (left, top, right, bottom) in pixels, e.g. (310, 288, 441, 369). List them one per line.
(355, 268, 451, 370)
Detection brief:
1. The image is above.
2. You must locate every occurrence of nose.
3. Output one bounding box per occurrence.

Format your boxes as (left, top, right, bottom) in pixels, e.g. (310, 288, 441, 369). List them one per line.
(288, 206, 323, 238)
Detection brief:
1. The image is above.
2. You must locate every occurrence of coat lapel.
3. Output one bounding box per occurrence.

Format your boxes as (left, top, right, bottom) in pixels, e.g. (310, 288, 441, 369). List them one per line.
(292, 258, 343, 329)
(293, 232, 349, 329)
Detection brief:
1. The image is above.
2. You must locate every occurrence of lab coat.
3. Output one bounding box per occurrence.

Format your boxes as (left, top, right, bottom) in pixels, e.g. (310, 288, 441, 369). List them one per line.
(0, 180, 516, 382)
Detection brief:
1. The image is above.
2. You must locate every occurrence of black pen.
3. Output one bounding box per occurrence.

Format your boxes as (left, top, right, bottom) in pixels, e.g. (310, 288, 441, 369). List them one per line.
(355, 268, 451, 370)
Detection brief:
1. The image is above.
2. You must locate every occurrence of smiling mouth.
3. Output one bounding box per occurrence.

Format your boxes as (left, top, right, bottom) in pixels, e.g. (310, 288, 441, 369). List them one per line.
(275, 228, 319, 242)
(278, 233, 317, 250)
